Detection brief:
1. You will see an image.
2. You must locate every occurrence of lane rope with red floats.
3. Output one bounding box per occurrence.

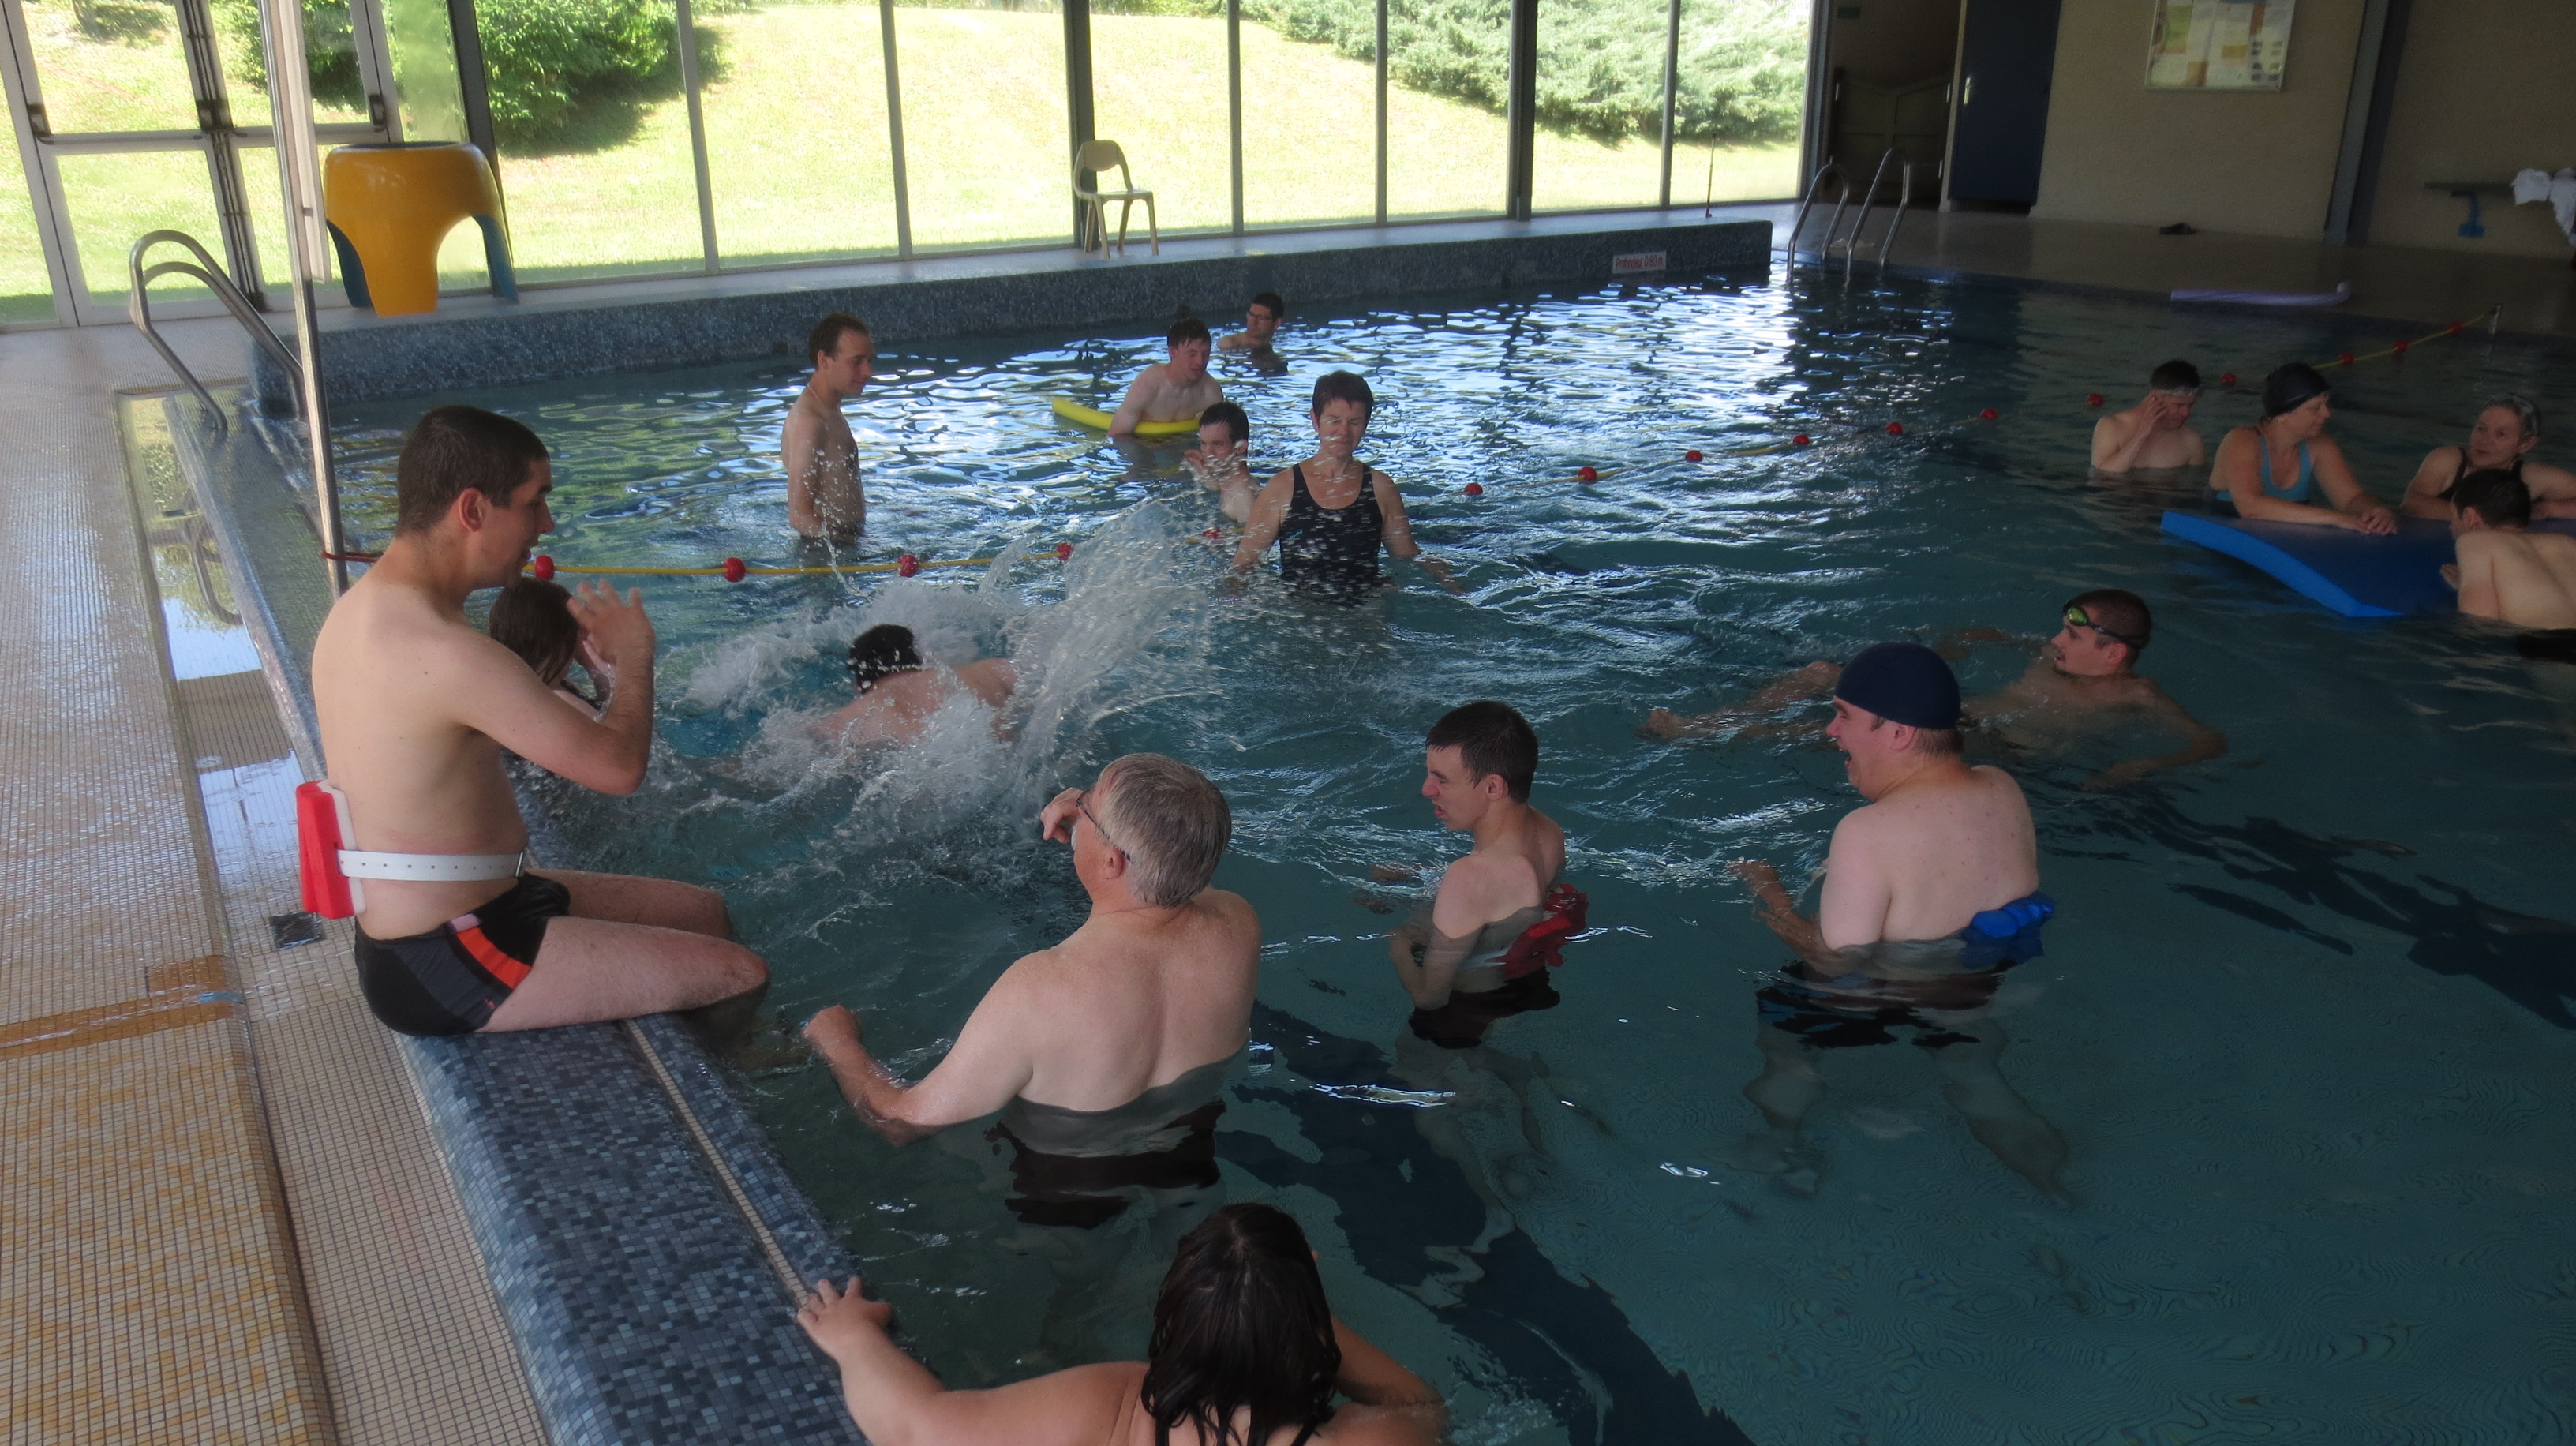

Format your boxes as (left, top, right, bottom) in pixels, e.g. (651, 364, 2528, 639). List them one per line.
(322, 544, 1079, 581)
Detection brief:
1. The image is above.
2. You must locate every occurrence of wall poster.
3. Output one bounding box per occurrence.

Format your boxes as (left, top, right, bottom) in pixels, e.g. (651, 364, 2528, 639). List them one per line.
(2145, 0, 2294, 91)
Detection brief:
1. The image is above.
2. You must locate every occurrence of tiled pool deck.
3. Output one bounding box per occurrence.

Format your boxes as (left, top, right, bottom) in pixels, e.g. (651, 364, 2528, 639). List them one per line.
(13, 204, 2574, 1443)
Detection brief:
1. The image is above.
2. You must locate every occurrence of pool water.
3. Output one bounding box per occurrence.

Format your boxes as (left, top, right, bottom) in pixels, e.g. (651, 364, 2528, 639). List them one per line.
(335, 271, 2576, 1445)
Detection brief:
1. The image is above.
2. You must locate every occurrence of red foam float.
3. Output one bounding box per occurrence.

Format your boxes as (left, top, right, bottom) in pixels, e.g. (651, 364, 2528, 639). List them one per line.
(1792, 434, 1810, 447)
(2220, 372, 2237, 387)
(897, 553, 920, 577)
(1464, 481, 1485, 496)
(1578, 466, 1598, 482)
(2393, 339, 2410, 355)
(1885, 421, 1904, 436)
(531, 554, 556, 581)
(2448, 320, 2465, 335)
(1204, 527, 1222, 542)
(1979, 408, 1998, 421)
(1684, 449, 1703, 462)
(2086, 394, 2105, 407)
(2338, 351, 2357, 366)
(1056, 541, 1075, 560)
(721, 556, 746, 582)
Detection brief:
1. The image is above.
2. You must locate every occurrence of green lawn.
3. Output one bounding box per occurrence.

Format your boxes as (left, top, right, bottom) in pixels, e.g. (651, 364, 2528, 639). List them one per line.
(0, 0, 1796, 316)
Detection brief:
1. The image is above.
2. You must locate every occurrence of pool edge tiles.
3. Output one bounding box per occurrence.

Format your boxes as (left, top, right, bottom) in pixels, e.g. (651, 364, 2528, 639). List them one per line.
(169, 399, 867, 1446)
(295, 218, 1770, 403)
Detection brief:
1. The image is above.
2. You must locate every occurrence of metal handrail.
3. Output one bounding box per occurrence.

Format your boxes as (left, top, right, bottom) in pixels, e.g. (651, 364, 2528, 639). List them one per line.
(128, 230, 301, 436)
(1878, 159, 1919, 267)
(1839, 148, 1898, 275)
(1781, 163, 1846, 259)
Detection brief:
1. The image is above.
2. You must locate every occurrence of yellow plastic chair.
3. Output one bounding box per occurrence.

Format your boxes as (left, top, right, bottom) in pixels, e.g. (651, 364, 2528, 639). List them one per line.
(1073, 140, 1159, 256)
(323, 142, 517, 317)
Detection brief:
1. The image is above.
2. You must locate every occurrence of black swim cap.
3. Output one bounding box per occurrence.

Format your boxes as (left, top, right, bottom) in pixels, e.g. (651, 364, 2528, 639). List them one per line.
(2261, 363, 2331, 420)
(1834, 642, 1962, 731)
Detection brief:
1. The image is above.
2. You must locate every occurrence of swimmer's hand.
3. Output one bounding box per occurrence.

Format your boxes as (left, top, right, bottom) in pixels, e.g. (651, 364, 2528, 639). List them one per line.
(796, 1276, 893, 1359)
(2346, 504, 2398, 537)
(1640, 707, 1693, 740)
(1037, 786, 1085, 843)
(1369, 862, 1420, 884)
(2441, 563, 2462, 591)
(1728, 858, 1793, 912)
(567, 581, 656, 665)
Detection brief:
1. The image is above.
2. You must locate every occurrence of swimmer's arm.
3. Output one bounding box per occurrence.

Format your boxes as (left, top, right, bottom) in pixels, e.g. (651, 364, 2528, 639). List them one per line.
(2310, 436, 2395, 531)
(2399, 448, 2456, 519)
(1332, 1317, 1447, 1428)
(781, 404, 853, 535)
(2182, 427, 2207, 466)
(1106, 365, 1157, 436)
(1814, 816, 1896, 953)
(1376, 474, 1462, 593)
(463, 585, 657, 794)
(2529, 463, 2576, 519)
(1232, 471, 1293, 571)
(2217, 431, 2390, 533)
(834, 983, 1037, 1143)
(1731, 857, 1850, 967)
(2091, 414, 2147, 473)
(799, 1279, 1129, 1446)
(2452, 534, 2506, 620)
(2087, 684, 2228, 788)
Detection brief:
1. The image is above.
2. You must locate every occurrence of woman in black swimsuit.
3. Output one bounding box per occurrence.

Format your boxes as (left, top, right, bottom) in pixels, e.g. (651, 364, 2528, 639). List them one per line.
(1232, 370, 1458, 598)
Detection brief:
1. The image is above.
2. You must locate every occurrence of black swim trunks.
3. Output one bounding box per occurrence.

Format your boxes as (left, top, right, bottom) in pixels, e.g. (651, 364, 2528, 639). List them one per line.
(2516, 629, 2576, 665)
(354, 873, 570, 1036)
(1754, 964, 2013, 1051)
(1407, 967, 1561, 1051)
(990, 1100, 1224, 1230)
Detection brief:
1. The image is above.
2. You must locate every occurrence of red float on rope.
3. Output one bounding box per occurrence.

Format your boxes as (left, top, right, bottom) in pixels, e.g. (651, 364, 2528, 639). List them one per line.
(1056, 541, 1075, 560)
(2086, 394, 2105, 407)
(1684, 449, 1703, 462)
(1578, 466, 1599, 482)
(1885, 421, 1904, 436)
(721, 556, 746, 583)
(1204, 527, 1222, 542)
(533, 554, 556, 581)
(897, 554, 920, 577)
(1792, 434, 1811, 447)
(2220, 372, 2237, 387)
(2393, 339, 2410, 355)
(1979, 408, 1998, 421)
(2338, 351, 2357, 366)
(2448, 320, 2465, 335)
(1464, 481, 1485, 496)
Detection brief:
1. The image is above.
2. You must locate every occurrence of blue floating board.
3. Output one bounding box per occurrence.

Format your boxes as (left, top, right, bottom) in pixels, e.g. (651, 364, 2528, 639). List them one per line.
(2161, 510, 2576, 618)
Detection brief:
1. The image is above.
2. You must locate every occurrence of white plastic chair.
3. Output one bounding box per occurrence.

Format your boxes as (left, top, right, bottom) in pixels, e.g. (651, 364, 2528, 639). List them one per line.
(1073, 140, 1159, 256)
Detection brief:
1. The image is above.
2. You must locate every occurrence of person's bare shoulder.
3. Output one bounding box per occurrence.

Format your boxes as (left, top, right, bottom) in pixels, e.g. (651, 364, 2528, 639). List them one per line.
(1192, 886, 1260, 933)
(1321, 1405, 1445, 1446)
(2525, 460, 2576, 498)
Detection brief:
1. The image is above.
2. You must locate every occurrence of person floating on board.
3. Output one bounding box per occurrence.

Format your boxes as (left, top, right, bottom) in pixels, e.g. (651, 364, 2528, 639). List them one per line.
(1184, 400, 1257, 526)
(2400, 394, 2576, 522)
(1386, 701, 1584, 1050)
(1232, 371, 1459, 598)
(1725, 643, 2069, 1203)
(311, 406, 767, 1037)
(2443, 470, 2576, 655)
(1217, 290, 1286, 354)
(2207, 363, 2397, 534)
(809, 623, 1017, 748)
(1643, 591, 2226, 789)
(796, 1204, 1445, 1446)
(2090, 358, 2207, 474)
(1108, 314, 1226, 437)
(784, 311, 875, 545)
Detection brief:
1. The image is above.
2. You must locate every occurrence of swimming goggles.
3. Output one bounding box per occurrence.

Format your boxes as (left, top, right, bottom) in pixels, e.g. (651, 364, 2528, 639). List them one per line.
(2063, 604, 2147, 649)
(2153, 387, 2202, 400)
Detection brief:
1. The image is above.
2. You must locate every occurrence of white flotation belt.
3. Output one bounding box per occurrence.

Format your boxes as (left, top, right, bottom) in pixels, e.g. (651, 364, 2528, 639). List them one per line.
(296, 779, 526, 920)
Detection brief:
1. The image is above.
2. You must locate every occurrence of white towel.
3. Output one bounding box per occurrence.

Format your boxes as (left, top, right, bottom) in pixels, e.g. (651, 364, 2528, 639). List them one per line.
(2510, 167, 2576, 244)
(2512, 167, 2555, 205)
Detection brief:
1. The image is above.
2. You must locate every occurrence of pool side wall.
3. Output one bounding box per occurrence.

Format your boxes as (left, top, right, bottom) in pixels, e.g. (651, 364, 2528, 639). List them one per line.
(289, 219, 1770, 404)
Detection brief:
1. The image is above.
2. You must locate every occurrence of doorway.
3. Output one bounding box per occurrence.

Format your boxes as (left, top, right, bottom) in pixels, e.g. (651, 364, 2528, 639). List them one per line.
(1944, 0, 2062, 207)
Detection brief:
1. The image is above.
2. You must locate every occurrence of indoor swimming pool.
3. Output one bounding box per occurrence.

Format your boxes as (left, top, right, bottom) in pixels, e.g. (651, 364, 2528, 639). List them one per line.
(332, 272, 2576, 1445)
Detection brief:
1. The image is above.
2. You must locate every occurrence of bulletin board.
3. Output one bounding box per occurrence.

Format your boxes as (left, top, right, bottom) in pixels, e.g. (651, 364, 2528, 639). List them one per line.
(2145, 0, 2294, 91)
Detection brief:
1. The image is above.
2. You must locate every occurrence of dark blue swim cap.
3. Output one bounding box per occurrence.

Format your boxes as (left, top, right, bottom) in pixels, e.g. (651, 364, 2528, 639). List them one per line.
(1834, 642, 1961, 731)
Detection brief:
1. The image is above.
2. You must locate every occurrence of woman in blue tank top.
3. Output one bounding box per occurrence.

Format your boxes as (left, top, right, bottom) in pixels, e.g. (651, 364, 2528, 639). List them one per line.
(2210, 363, 2398, 534)
(1231, 371, 1460, 599)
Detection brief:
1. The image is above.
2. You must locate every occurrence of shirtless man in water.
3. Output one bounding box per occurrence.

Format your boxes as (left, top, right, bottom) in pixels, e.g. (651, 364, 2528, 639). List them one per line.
(2090, 358, 2207, 474)
(1728, 643, 2068, 1201)
(782, 313, 874, 542)
(313, 406, 766, 1036)
(810, 622, 1017, 747)
(803, 754, 1260, 1144)
(2444, 471, 2576, 634)
(1108, 317, 1224, 437)
(1646, 590, 2225, 789)
(2400, 395, 2576, 521)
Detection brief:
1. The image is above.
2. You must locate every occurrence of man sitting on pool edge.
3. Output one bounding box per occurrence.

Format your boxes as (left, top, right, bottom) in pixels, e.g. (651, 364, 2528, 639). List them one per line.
(2090, 358, 2207, 474)
(1643, 590, 2226, 789)
(1728, 642, 2068, 1201)
(1109, 316, 1225, 438)
(313, 406, 768, 1037)
(802, 755, 1260, 1206)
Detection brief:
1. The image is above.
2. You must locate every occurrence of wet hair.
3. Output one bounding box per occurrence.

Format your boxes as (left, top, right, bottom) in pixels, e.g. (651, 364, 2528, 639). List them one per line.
(2148, 358, 2200, 391)
(2480, 394, 2542, 441)
(1140, 1204, 1339, 1446)
(1200, 400, 1249, 446)
(808, 312, 871, 364)
(395, 406, 549, 537)
(2453, 468, 2533, 528)
(1426, 699, 1537, 804)
(1311, 369, 1374, 418)
(2260, 363, 2331, 420)
(1095, 753, 1233, 908)
(1897, 724, 1964, 758)
(1169, 315, 1213, 349)
(848, 623, 922, 691)
(488, 578, 586, 696)
(2064, 586, 2153, 657)
(1249, 291, 1286, 318)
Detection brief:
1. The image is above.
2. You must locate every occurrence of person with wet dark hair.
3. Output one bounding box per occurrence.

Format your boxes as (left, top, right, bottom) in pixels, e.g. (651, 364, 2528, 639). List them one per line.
(1110, 313, 1226, 437)
(1231, 372, 1458, 598)
(1219, 292, 1286, 354)
(809, 621, 1017, 747)
(487, 577, 610, 718)
(1188, 399, 1257, 525)
(2208, 364, 2396, 533)
(784, 311, 874, 543)
(2091, 358, 2207, 474)
(2400, 394, 2576, 521)
(795, 1202, 1443, 1446)
(2443, 470, 2576, 642)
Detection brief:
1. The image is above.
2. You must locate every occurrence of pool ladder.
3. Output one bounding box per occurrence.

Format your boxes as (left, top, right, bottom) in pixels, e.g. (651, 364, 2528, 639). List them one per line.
(128, 230, 301, 436)
(1782, 149, 1927, 275)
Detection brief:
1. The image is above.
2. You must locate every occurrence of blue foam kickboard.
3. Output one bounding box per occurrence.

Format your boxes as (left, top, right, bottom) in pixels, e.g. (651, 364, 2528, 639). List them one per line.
(2160, 511, 2458, 618)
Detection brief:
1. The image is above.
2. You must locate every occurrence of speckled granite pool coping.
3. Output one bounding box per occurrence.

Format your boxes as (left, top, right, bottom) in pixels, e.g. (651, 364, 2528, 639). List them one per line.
(171, 403, 867, 1446)
(265, 216, 1769, 405)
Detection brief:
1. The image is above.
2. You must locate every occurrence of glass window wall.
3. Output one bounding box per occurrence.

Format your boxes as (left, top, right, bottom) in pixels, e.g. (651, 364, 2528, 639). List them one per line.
(698, 1, 900, 268)
(895, 0, 1070, 250)
(1235, 0, 1372, 227)
(1090, 0, 1230, 236)
(0, 162, 55, 324)
(1672, 0, 1804, 207)
(58, 149, 229, 307)
(1530, 0, 1665, 211)
(1382, 0, 1507, 219)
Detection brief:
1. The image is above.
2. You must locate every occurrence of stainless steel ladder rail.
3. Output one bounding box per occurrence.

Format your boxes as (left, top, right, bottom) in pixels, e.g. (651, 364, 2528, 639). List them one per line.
(1838, 148, 1899, 275)
(1878, 159, 1919, 267)
(1782, 162, 1847, 261)
(128, 230, 301, 436)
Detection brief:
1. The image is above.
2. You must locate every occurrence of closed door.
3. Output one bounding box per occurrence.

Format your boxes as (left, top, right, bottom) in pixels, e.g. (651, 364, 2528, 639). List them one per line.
(1945, 0, 2061, 205)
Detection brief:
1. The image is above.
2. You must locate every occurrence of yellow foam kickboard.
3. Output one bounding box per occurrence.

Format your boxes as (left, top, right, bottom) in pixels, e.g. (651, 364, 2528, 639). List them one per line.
(1050, 395, 1200, 437)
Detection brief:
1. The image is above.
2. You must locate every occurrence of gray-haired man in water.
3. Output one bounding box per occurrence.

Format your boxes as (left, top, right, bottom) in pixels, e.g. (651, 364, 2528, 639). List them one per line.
(1727, 643, 2069, 1202)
